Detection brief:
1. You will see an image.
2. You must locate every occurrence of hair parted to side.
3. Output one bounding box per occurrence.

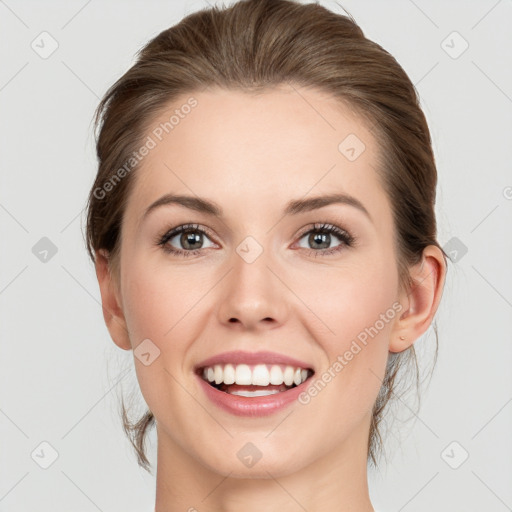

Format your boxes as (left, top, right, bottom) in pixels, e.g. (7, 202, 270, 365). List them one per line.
(85, 0, 448, 473)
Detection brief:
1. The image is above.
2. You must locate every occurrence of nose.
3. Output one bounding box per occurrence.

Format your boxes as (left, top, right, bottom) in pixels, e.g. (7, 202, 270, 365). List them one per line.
(217, 245, 290, 331)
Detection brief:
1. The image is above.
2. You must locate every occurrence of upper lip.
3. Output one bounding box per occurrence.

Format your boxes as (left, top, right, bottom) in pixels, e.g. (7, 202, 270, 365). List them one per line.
(195, 350, 314, 372)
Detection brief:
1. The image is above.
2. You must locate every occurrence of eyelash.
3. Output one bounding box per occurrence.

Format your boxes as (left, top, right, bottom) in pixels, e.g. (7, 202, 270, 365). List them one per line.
(156, 222, 356, 258)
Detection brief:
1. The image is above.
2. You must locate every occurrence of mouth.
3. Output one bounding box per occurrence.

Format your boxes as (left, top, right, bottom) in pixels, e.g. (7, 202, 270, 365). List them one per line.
(195, 363, 315, 397)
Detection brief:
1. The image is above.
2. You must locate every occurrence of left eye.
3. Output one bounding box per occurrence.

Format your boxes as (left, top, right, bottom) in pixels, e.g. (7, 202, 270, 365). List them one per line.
(295, 223, 354, 253)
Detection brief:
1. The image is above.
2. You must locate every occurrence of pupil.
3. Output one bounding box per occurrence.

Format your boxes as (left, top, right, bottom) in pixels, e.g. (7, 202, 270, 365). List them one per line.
(310, 232, 329, 249)
(182, 231, 202, 250)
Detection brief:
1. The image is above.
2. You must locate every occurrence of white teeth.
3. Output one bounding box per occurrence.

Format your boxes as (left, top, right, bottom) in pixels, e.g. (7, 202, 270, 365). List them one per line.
(231, 389, 281, 397)
(283, 366, 295, 386)
(201, 363, 311, 387)
(252, 364, 270, 386)
(269, 365, 283, 385)
(214, 365, 223, 385)
(235, 364, 252, 385)
(223, 363, 235, 385)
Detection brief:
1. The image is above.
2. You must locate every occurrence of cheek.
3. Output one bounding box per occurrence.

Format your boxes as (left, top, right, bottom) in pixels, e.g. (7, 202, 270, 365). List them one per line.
(121, 253, 198, 342)
(297, 256, 397, 409)
(298, 264, 397, 438)
(292, 255, 397, 340)
(122, 275, 169, 343)
(119, 260, 205, 424)
(120, 256, 215, 386)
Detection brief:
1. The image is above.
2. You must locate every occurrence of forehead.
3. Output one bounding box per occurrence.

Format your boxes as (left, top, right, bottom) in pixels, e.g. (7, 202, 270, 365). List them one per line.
(124, 85, 390, 230)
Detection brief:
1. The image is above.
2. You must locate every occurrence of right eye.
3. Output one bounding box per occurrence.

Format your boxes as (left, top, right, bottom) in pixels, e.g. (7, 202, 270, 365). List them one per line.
(157, 223, 217, 257)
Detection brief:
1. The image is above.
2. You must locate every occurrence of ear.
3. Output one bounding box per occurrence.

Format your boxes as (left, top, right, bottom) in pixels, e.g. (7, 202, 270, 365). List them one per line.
(95, 249, 132, 351)
(389, 245, 447, 353)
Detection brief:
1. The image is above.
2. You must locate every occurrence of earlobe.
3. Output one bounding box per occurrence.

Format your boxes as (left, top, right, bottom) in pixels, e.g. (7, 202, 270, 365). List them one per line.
(389, 245, 446, 353)
(95, 249, 132, 351)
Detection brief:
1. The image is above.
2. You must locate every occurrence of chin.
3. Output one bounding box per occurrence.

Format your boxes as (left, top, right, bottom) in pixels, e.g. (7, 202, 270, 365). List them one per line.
(201, 443, 309, 479)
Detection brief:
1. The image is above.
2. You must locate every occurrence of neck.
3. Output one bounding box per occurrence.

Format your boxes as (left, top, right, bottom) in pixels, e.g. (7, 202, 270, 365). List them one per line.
(154, 417, 376, 512)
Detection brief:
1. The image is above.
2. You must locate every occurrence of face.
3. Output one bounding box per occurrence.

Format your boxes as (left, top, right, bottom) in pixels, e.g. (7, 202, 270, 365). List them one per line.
(113, 85, 403, 477)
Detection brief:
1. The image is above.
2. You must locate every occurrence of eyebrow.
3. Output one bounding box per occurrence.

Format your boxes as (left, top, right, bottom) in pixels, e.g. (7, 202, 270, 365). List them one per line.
(142, 192, 372, 223)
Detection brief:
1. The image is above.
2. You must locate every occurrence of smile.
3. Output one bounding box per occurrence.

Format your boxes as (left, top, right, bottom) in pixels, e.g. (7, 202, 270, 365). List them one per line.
(199, 363, 313, 396)
(194, 351, 316, 416)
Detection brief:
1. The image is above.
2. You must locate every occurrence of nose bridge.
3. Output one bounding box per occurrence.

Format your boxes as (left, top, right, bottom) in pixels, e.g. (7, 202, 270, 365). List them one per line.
(218, 233, 287, 328)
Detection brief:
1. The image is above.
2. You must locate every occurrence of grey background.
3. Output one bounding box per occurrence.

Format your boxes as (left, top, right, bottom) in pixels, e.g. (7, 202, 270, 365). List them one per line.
(1, 0, 511, 510)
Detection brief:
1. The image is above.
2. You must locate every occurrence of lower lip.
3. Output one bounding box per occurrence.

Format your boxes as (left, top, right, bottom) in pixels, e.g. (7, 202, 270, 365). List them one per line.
(195, 373, 313, 417)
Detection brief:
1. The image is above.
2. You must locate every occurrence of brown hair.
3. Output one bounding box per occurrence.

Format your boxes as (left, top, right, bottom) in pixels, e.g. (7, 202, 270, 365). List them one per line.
(85, 0, 448, 473)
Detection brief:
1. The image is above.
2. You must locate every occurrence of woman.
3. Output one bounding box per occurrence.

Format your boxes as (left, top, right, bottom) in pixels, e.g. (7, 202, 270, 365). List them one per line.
(85, 0, 448, 510)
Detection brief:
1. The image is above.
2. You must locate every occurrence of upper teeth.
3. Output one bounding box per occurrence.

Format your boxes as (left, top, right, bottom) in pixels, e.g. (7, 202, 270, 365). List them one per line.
(202, 364, 311, 387)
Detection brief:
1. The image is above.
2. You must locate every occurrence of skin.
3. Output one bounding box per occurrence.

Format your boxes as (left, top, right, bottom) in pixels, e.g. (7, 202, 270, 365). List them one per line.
(95, 84, 446, 512)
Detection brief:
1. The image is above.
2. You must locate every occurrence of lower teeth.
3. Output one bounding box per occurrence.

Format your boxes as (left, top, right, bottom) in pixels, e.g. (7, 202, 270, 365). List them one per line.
(212, 382, 296, 396)
(206, 380, 297, 396)
(229, 389, 282, 397)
